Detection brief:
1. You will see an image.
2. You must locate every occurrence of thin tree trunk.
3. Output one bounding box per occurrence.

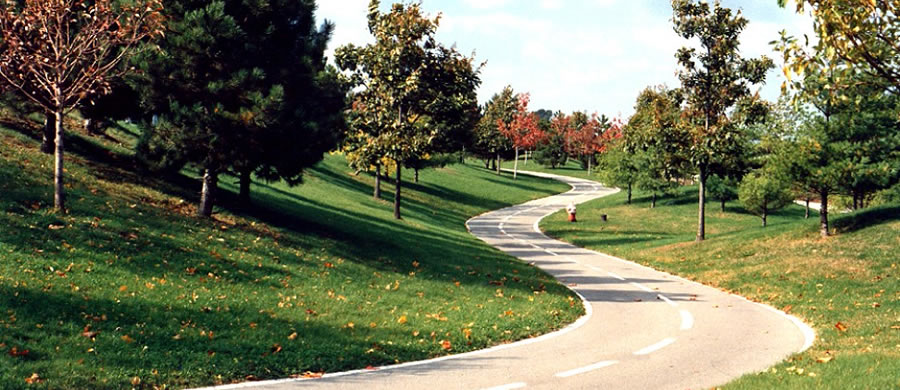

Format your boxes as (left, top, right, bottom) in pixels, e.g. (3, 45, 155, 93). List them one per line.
(697, 166, 707, 242)
(721, 199, 726, 213)
(374, 165, 382, 200)
(762, 207, 768, 227)
(587, 154, 592, 175)
(238, 168, 252, 206)
(651, 193, 657, 209)
(627, 183, 633, 205)
(805, 197, 810, 219)
(524, 150, 528, 166)
(820, 189, 829, 237)
(394, 162, 402, 220)
(414, 168, 419, 183)
(42, 112, 55, 154)
(53, 111, 65, 211)
(199, 169, 218, 218)
(496, 152, 501, 175)
(513, 147, 519, 180)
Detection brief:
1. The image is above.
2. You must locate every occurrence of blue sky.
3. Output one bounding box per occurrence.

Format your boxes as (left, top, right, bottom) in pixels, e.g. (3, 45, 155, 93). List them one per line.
(317, 1, 813, 119)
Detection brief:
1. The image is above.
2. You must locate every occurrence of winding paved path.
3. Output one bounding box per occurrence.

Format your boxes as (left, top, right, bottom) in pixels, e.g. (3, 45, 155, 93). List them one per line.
(200, 171, 814, 390)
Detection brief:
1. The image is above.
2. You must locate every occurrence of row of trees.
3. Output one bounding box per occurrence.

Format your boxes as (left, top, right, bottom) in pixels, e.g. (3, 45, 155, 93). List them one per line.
(0, 0, 353, 218)
(594, 0, 899, 238)
(470, 85, 622, 179)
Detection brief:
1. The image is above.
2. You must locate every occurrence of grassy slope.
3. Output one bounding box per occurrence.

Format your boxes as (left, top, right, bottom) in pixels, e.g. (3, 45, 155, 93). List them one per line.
(542, 186, 899, 389)
(499, 157, 598, 180)
(0, 125, 580, 390)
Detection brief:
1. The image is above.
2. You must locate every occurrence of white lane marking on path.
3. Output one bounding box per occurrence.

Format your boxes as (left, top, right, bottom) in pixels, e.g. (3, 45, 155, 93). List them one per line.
(544, 249, 558, 256)
(607, 271, 626, 281)
(634, 338, 676, 355)
(680, 310, 694, 330)
(657, 294, 677, 307)
(630, 282, 655, 293)
(554, 360, 619, 378)
(530, 243, 543, 250)
(481, 382, 527, 390)
(499, 223, 504, 229)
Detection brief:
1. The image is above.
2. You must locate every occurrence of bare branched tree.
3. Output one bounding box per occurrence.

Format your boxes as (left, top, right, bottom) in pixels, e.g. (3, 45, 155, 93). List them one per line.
(0, 0, 164, 211)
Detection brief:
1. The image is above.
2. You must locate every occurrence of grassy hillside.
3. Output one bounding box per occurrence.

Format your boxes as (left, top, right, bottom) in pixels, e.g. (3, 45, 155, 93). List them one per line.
(542, 186, 899, 389)
(0, 124, 580, 390)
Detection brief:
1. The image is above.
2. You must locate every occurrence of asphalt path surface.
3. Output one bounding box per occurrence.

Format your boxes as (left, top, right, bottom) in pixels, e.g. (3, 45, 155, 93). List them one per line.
(197, 171, 814, 390)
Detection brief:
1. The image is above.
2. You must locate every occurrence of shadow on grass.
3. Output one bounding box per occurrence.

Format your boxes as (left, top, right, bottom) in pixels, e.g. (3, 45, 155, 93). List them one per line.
(833, 205, 900, 233)
(0, 285, 434, 389)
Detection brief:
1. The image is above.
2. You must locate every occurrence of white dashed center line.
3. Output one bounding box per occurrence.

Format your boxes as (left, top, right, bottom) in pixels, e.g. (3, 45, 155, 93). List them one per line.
(481, 382, 527, 390)
(554, 360, 619, 378)
(634, 338, 676, 355)
(680, 310, 694, 330)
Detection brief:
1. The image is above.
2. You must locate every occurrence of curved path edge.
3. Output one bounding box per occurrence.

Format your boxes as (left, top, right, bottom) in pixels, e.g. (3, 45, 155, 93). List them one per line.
(193, 170, 815, 390)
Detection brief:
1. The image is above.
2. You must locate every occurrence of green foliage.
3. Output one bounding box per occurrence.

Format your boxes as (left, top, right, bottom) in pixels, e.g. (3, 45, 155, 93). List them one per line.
(779, 1, 900, 91)
(533, 112, 570, 169)
(625, 86, 687, 204)
(473, 86, 516, 164)
(738, 169, 794, 226)
(134, 0, 346, 212)
(597, 139, 639, 203)
(671, 0, 774, 240)
(706, 174, 738, 210)
(336, 1, 481, 217)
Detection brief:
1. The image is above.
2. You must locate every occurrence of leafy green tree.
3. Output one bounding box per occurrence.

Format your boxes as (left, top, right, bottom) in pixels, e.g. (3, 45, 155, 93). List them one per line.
(624, 86, 688, 208)
(706, 174, 738, 212)
(831, 84, 900, 210)
(597, 138, 639, 204)
(473, 86, 516, 173)
(672, 0, 774, 241)
(739, 169, 794, 227)
(336, 0, 481, 219)
(136, 0, 345, 216)
(534, 112, 571, 169)
(774, 30, 884, 235)
(778, 0, 900, 91)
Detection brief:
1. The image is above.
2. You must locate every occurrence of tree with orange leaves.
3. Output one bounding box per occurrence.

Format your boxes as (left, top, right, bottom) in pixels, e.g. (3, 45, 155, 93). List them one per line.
(498, 93, 544, 179)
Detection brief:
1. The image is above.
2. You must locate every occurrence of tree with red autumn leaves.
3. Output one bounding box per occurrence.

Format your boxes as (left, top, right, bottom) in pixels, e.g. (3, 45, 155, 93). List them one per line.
(566, 113, 622, 174)
(498, 93, 544, 179)
(0, 0, 164, 212)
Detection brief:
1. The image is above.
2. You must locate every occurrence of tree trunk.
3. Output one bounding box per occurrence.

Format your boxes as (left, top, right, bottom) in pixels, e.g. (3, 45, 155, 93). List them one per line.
(199, 169, 218, 218)
(627, 183, 633, 205)
(238, 168, 252, 206)
(587, 154, 592, 175)
(820, 189, 829, 237)
(513, 147, 519, 180)
(524, 150, 528, 166)
(805, 197, 810, 219)
(53, 111, 65, 211)
(651, 193, 657, 208)
(41, 112, 55, 154)
(762, 207, 768, 227)
(414, 167, 419, 183)
(496, 152, 501, 175)
(394, 162, 402, 220)
(696, 167, 707, 242)
(374, 165, 382, 200)
(721, 199, 726, 213)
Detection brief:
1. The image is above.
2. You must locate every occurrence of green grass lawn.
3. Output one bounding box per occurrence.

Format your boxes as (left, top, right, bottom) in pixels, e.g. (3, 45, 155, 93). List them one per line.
(499, 156, 599, 180)
(0, 124, 581, 390)
(542, 186, 899, 389)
